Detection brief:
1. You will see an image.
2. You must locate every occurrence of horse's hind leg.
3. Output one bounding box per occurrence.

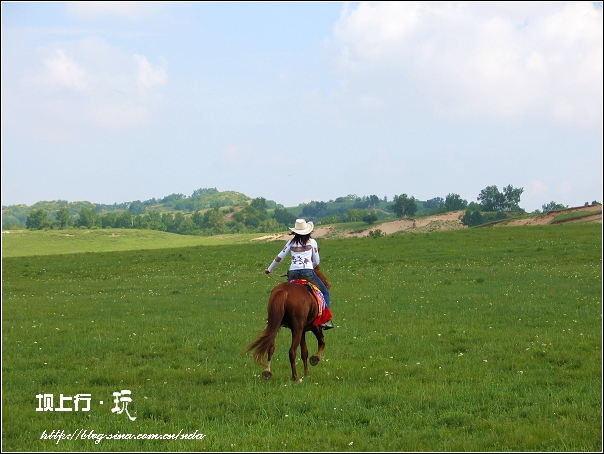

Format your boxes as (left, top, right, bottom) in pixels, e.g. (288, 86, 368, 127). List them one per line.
(262, 343, 275, 380)
(300, 332, 310, 376)
(289, 329, 303, 382)
(309, 326, 326, 366)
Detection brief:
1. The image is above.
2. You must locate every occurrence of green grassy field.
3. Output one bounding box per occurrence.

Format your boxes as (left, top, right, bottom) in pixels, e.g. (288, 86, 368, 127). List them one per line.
(2, 224, 602, 451)
(1, 228, 266, 258)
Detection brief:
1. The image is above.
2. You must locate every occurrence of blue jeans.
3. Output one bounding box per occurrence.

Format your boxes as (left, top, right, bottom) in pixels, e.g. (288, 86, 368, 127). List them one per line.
(288, 269, 331, 308)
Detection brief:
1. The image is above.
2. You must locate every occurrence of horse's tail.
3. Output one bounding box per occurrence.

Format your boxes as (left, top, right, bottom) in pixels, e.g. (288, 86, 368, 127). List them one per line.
(245, 287, 287, 366)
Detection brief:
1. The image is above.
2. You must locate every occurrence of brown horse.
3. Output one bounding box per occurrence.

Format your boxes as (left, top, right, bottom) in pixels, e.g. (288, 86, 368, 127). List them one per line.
(246, 266, 330, 382)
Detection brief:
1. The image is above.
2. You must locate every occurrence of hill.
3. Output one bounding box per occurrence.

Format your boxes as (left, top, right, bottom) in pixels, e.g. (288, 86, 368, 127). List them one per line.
(253, 204, 602, 242)
(0, 188, 261, 227)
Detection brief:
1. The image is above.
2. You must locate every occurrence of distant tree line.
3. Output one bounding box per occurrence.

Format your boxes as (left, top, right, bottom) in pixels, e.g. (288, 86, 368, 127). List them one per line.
(8, 184, 600, 233)
(305, 185, 524, 227)
(22, 197, 294, 236)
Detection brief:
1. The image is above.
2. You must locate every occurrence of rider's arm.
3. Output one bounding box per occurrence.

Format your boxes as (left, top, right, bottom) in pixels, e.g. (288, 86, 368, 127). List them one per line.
(311, 238, 321, 267)
(266, 240, 291, 273)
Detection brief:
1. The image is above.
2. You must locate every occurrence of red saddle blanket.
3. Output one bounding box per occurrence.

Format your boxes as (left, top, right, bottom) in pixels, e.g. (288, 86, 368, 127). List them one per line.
(290, 279, 333, 326)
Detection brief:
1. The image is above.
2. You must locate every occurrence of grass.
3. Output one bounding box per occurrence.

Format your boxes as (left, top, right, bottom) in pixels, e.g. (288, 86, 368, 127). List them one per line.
(1, 228, 267, 258)
(551, 210, 602, 224)
(2, 224, 602, 451)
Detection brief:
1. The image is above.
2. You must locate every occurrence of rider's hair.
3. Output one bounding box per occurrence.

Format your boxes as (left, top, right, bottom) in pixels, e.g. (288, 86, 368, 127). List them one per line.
(291, 232, 311, 245)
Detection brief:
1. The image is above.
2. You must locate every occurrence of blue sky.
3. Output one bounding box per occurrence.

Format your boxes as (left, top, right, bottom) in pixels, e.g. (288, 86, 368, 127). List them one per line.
(2, 1, 602, 212)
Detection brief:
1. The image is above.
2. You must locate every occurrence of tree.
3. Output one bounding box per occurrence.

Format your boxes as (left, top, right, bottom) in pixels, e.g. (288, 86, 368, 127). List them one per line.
(314, 201, 328, 216)
(160, 193, 185, 204)
(342, 208, 365, 222)
(161, 212, 176, 231)
(477, 186, 505, 211)
(392, 194, 417, 217)
(145, 211, 165, 231)
(321, 215, 341, 224)
(424, 197, 444, 211)
(302, 201, 327, 218)
(240, 205, 269, 227)
(26, 208, 52, 230)
(192, 187, 218, 197)
(502, 185, 523, 211)
(368, 195, 380, 207)
(257, 218, 282, 233)
(76, 207, 98, 228)
(169, 212, 187, 233)
(115, 210, 133, 228)
(362, 211, 378, 224)
(542, 201, 566, 213)
(368, 229, 384, 238)
(244, 212, 260, 228)
(273, 207, 296, 226)
(175, 217, 198, 235)
(100, 212, 118, 228)
(250, 197, 267, 212)
(301, 204, 317, 218)
(461, 210, 484, 227)
(132, 214, 147, 229)
(129, 200, 146, 215)
(203, 207, 227, 233)
(192, 210, 204, 228)
(55, 206, 72, 229)
(353, 197, 370, 209)
(444, 193, 468, 211)
(468, 201, 481, 211)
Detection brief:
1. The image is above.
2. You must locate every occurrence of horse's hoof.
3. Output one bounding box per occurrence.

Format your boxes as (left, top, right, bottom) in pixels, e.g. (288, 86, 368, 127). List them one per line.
(262, 370, 272, 380)
(310, 355, 320, 366)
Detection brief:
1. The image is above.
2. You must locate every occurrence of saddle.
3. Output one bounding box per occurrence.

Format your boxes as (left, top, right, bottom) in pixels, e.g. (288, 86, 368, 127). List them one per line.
(290, 279, 332, 326)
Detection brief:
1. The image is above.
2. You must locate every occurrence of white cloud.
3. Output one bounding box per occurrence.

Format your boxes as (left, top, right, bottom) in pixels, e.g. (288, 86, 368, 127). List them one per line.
(43, 49, 87, 90)
(333, 2, 422, 65)
(32, 37, 167, 131)
(66, 1, 162, 19)
(330, 1, 603, 129)
(135, 54, 167, 93)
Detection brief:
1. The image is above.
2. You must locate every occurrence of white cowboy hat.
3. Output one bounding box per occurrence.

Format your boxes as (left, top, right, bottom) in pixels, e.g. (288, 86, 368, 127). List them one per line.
(290, 218, 314, 235)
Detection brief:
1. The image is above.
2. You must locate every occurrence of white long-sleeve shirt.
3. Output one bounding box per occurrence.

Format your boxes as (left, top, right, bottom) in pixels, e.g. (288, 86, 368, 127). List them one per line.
(267, 238, 320, 272)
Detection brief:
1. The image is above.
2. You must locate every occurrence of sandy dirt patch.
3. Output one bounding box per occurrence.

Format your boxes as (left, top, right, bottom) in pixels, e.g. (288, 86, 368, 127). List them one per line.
(503, 205, 602, 226)
(252, 211, 467, 241)
(332, 210, 467, 238)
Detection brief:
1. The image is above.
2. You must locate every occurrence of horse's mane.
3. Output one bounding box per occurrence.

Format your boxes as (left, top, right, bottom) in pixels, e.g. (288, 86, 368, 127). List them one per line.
(313, 265, 331, 290)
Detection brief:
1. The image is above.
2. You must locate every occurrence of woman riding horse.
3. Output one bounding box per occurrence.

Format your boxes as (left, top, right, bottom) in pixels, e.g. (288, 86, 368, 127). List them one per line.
(265, 218, 333, 329)
(247, 262, 331, 381)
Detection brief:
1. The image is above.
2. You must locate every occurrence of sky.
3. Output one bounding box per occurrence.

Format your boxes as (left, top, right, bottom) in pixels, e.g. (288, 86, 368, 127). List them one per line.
(1, 1, 602, 212)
